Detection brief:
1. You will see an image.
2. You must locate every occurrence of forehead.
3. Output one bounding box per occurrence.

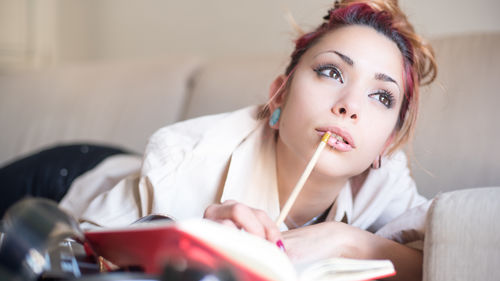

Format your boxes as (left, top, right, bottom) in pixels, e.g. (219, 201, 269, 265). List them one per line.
(304, 25, 404, 80)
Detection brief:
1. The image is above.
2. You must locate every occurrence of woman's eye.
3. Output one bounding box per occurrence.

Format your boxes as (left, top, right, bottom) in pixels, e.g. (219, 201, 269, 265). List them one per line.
(314, 65, 344, 83)
(370, 91, 395, 108)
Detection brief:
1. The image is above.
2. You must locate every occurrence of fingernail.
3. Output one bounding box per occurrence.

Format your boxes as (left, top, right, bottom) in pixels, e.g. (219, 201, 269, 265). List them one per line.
(276, 240, 286, 252)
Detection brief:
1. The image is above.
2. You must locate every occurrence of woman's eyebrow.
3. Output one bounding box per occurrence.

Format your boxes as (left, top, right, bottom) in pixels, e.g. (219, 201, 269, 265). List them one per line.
(375, 73, 399, 87)
(315, 50, 354, 66)
(333, 51, 354, 66)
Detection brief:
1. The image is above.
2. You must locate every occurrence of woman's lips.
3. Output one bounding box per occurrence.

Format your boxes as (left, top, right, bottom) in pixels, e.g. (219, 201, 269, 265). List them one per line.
(327, 137, 353, 152)
(315, 127, 355, 152)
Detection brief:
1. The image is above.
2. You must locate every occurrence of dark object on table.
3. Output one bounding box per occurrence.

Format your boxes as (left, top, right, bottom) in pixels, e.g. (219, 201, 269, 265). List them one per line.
(133, 214, 175, 224)
(161, 261, 238, 281)
(0, 198, 84, 280)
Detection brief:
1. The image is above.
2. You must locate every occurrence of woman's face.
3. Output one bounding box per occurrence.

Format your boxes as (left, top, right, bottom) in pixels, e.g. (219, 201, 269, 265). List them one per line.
(276, 25, 404, 178)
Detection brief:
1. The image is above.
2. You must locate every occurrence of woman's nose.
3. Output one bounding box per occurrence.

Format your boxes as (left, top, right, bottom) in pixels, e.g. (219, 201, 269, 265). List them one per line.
(331, 102, 359, 120)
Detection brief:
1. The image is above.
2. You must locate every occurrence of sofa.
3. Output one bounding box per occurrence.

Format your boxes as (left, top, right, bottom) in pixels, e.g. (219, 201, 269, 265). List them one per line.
(1, 32, 499, 280)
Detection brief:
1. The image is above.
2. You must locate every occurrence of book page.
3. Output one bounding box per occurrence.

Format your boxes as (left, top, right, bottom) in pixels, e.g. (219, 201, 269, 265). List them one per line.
(297, 257, 395, 281)
(178, 219, 299, 281)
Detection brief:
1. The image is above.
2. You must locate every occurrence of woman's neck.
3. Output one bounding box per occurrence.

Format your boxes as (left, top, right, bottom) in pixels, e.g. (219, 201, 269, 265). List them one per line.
(275, 136, 348, 227)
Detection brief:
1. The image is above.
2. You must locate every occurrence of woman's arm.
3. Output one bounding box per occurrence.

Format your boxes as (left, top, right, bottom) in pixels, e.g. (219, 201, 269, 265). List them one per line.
(283, 222, 422, 281)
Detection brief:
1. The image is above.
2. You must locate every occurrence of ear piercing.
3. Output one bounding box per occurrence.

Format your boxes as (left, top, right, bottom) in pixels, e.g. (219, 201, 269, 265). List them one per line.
(269, 107, 281, 127)
(371, 155, 382, 169)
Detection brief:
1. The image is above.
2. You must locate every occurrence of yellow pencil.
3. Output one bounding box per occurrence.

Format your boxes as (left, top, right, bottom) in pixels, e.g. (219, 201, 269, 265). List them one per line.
(275, 131, 332, 227)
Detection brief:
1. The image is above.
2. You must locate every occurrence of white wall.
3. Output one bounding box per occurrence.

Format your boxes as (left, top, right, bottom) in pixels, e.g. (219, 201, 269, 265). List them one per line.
(1, 0, 499, 67)
(56, 0, 333, 62)
(401, 0, 500, 36)
(59, 0, 500, 62)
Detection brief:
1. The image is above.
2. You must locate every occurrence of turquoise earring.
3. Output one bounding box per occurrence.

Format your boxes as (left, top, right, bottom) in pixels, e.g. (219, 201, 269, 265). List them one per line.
(269, 107, 281, 127)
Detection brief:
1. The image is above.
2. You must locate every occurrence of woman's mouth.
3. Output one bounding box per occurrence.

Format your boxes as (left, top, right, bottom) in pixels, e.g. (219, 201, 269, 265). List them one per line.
(315, 127, 355, 152)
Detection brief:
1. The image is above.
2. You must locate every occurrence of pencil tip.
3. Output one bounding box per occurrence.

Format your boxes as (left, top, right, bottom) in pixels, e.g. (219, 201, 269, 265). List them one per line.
(321, 131, 332, 143)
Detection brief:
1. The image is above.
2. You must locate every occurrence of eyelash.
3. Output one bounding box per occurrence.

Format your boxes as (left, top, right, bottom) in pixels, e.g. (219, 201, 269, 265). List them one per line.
(313, 63, 395, 109)
(313, 64, 344, 83)
(369, 90, 395, 108)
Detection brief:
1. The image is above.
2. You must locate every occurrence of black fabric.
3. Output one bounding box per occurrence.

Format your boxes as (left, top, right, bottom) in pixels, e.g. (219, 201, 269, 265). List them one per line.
(0, 144, 131, 218)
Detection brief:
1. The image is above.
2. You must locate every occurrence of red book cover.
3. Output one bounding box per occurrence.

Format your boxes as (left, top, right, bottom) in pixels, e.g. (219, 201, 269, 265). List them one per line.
(84, 220, 278, 281)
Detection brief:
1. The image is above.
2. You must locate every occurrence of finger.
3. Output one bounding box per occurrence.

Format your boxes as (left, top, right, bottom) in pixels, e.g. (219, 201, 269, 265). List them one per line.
(203, 203, 221, 220)
(204, 200, 239, 218)
(205, 202, 268, 239)
(253, 209, 283, 243)
(226, 203, 267, 238)
(204, 202, 246, 221)
(221, 199, 237, 205)
(217, 219, 238, 229)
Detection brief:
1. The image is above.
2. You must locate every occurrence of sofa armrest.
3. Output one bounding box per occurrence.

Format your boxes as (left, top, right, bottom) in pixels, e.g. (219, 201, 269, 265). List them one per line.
(423, 187, 500, 281)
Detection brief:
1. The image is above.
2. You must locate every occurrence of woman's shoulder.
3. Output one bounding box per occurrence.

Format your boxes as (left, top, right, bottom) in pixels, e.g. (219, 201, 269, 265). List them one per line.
(146, 105, 261, 151)
(365, 149, 426, 205)
(146, 112, 228, 152)
(356, 150, 417, 199)
(383, 150, 409, 170)
(141, 105, 262, 172)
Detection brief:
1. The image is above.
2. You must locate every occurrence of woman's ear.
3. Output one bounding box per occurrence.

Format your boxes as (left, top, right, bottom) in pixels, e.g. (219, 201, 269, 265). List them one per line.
(268, 75, 287, 113)
(382, 132, 395, 154)
(371, 132, 395, 169)
(380, 130, 397, 156)
(267, 75, 287, 129)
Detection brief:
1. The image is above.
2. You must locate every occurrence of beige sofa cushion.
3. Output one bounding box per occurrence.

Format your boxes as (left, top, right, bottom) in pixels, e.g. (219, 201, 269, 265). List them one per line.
(182, 55, 288, 120)
(0, 57, 200, 166)
(423, 187, 500, 281)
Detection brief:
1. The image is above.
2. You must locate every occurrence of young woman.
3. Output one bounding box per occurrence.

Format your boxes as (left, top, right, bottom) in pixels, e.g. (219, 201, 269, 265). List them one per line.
(4, 0, 436, 280)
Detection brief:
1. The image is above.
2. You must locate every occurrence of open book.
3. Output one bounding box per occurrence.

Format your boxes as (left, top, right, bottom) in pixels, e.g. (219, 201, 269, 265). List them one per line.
(85, 219, 395, 281)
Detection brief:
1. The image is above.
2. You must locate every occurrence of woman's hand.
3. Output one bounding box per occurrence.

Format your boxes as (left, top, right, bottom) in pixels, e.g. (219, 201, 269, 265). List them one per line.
(203, 200, 283, 244)
(283, 222, 355, 264)
(283, 222, 424, 281)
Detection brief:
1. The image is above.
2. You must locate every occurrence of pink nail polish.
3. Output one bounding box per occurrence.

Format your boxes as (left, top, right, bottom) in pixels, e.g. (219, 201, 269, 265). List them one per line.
(276, 240, 286, 252)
